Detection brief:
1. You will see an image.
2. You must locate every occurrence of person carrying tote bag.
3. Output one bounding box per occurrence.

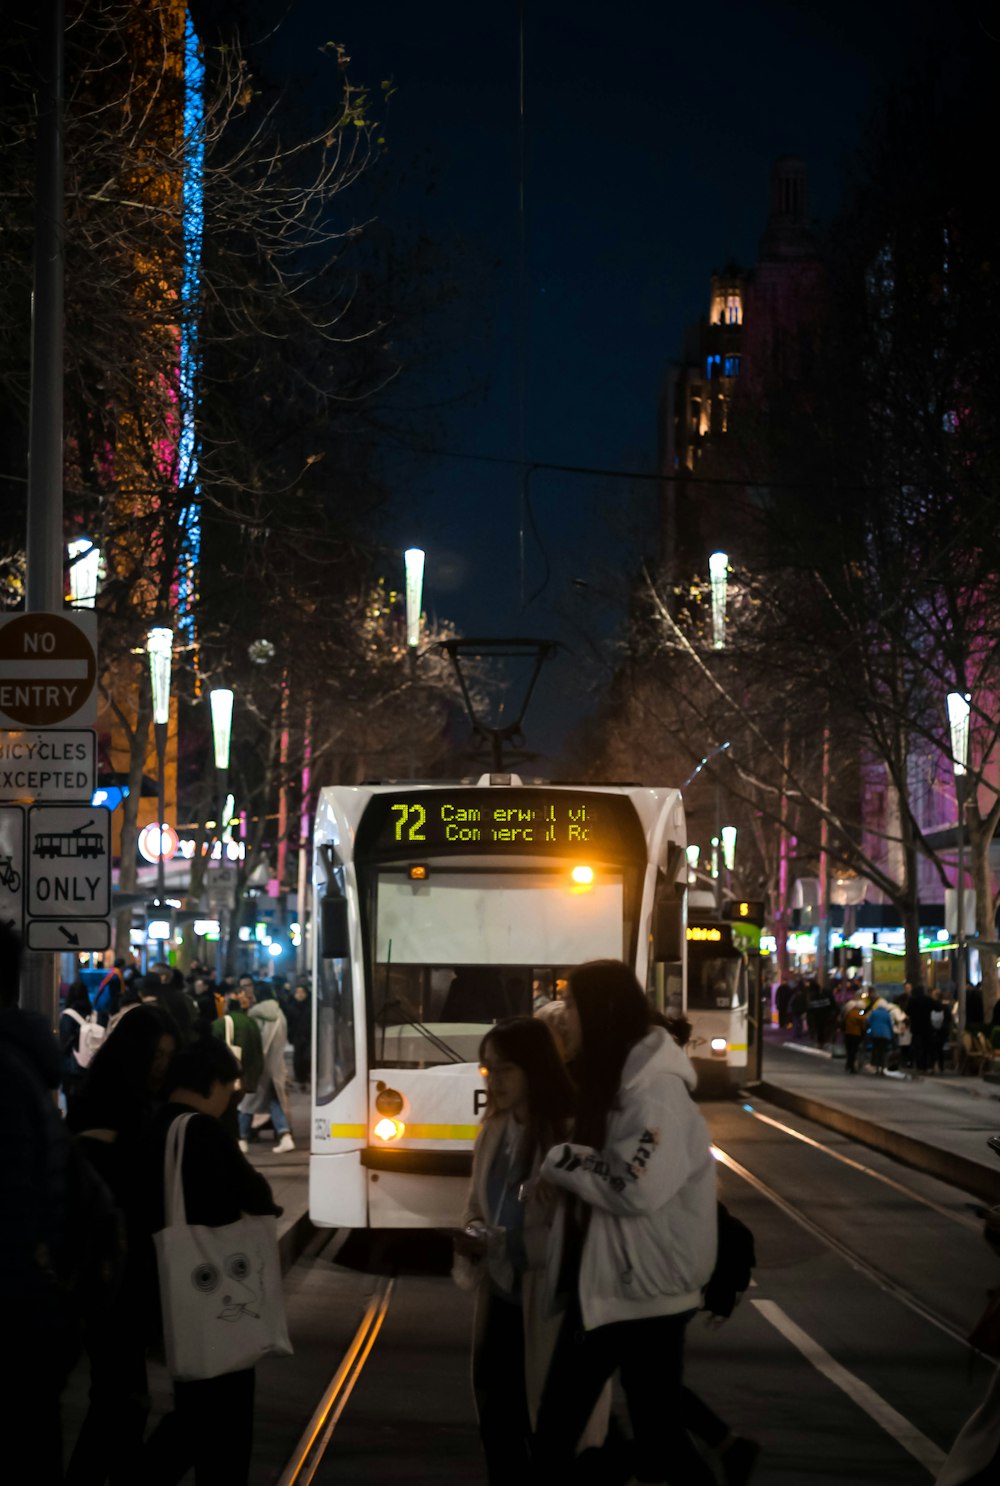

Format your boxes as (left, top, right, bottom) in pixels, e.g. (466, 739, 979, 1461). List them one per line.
(138, 1033, 291, 1486)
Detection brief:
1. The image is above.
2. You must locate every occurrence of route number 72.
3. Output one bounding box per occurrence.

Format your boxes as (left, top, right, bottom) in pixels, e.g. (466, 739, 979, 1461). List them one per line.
(391, 803, 427, 842)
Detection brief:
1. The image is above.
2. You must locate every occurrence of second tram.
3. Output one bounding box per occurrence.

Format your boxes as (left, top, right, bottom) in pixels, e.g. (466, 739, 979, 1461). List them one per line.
(308, 773, 687, 1230)
(685, 890, 763, 1093)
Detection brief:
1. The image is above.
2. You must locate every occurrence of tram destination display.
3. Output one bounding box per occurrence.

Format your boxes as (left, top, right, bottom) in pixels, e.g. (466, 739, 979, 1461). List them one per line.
(357, 789, 646, 859)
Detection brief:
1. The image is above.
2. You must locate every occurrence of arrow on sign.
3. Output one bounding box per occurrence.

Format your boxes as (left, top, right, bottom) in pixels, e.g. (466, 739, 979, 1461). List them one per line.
(58, 925, 80, 945)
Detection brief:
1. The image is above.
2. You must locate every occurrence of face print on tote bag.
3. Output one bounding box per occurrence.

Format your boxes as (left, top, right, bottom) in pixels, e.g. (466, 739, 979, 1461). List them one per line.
(190, 1250, 262, 1322)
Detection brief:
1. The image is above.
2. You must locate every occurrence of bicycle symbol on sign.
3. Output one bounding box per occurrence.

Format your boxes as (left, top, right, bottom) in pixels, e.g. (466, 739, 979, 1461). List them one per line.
(0, 854, 21, 893)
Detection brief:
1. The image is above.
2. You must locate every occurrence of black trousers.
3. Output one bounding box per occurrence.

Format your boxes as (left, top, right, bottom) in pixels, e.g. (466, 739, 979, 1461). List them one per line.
(475, 1292, 533, 1485)
(843, 1033, 861, 1073)
(532, 1300, 714, 1484)
(142, 1367, 255, 1486)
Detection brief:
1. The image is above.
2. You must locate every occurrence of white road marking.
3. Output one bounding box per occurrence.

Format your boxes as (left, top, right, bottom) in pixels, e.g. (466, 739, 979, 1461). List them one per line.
(752, 1298, 946, 1475)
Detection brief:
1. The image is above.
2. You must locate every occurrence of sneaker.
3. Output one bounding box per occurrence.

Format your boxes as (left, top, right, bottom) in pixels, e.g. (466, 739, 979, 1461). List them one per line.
(273, 1133, 296, 1154)
(722, 1436, 760, 1485)
(238, 1138, 249, 1154)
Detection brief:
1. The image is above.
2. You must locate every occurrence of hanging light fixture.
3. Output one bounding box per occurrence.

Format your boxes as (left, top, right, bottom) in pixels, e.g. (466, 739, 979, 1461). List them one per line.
(146, 627, 174, 726)
(709, 551, 728, 651)
(209, 688, 234, 770)
(404, 547, 425, 650)
(67, 537, 101, 608)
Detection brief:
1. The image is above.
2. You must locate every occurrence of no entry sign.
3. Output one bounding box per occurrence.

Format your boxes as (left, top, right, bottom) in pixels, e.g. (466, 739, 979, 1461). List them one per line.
(0, 612, 98, 728)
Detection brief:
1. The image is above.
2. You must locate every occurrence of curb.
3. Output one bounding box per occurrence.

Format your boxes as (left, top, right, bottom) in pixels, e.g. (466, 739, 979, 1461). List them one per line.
(753, 1078, 1000, 1208)
(278, 1208, 317, 1274)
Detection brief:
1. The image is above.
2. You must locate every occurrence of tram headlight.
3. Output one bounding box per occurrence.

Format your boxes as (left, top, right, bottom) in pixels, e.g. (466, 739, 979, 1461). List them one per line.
(571, 865, 594, 886)
(710, 1037, 728, 1056)
(375, 1087, 405, 1116)
(373, 1117, 405, 1142)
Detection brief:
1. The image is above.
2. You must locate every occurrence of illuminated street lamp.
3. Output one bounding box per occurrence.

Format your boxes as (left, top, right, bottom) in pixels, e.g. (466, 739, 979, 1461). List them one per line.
(146, 627, 173, 905)
(209, 687, 235, 981)
(947, 691, 971, 1030)
(209, 685, 234, 834)
(210, 687, 234, 772)
(404, 547, 425, 652)
(709, 551, 728, 651)
(67, 537, 100, 608)
(721, 825, 738, 874)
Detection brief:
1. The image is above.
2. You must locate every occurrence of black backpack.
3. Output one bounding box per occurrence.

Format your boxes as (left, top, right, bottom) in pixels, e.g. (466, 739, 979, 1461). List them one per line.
(703, 1201, 756, 1318)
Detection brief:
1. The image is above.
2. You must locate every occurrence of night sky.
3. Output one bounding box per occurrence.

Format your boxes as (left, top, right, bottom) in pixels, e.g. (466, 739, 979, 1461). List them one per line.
(270, 0, 947, 762)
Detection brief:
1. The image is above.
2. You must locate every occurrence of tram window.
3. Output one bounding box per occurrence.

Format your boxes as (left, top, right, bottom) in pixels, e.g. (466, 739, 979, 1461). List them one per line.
(315, 956, 356, 1105)
(371, 962, 549, 1068)
(686, 954, 745, 1010)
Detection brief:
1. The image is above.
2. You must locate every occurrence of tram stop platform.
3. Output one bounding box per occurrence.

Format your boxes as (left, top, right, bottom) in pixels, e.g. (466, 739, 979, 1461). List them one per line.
(751, 1031, 1000, 1207)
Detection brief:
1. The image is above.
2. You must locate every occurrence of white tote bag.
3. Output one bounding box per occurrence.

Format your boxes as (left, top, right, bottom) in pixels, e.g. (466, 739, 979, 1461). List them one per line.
(153, 1112, 293, 1380)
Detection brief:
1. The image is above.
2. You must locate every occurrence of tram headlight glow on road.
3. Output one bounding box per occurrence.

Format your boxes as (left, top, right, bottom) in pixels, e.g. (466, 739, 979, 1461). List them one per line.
(571, 865, 594, 886)
(373, 1117, 405, 1142)
(710, 1037, 728, 1055)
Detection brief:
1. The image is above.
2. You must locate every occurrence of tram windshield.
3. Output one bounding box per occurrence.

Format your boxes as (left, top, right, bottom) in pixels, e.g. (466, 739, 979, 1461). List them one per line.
(687, 951, 747, 1010)
(368, 867, 630, 1067)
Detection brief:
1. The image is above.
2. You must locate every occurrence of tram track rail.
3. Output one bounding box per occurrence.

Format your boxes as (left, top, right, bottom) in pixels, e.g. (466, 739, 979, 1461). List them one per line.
(712, 1124, 998, 1361)
(277, 1275, 395, 1486)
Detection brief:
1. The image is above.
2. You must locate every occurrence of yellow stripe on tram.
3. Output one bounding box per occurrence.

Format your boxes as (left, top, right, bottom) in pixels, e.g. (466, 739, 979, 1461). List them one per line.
(403, 1123, 480, 1141)
(326, 1122, 480, 1141)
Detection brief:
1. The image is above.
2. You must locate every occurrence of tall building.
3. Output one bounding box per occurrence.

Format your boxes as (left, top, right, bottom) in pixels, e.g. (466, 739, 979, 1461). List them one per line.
(659, 157, 823, 582)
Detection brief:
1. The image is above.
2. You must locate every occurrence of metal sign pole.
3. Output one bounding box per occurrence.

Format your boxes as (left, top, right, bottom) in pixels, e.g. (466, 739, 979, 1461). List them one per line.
(21, 0, 65, 1024)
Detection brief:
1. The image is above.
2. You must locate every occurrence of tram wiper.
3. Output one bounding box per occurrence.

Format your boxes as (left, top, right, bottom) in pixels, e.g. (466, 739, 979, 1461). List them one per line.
(376, 997, 465, 1064)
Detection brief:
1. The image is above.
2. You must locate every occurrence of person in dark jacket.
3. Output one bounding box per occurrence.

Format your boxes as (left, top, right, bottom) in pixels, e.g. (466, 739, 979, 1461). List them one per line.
(0, 926, 82, 1484)
(64, 1004, 179, 1485)
(144, 962, 197, 1045)
(138, 1034, 281, 1486)
(285, 980, 312, 1089)
(60, 979, 97, 1109)
(928, 988, 954, 1074)
(211, 991, 264, 1143)
(908, 985, 932, 1073)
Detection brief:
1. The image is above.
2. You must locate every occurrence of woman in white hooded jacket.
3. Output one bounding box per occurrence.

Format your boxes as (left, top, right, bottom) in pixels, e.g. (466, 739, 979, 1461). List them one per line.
(531, 960, 718, 1486)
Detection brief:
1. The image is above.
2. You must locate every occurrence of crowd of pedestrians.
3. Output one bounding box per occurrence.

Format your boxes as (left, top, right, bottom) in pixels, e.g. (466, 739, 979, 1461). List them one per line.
(0, 925, 309, 1485)
(770, 971, 990, 1078)
(8, 917, 1000, 1484)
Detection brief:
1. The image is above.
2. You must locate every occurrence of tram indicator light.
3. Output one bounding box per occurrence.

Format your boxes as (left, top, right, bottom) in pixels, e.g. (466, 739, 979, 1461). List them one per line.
(408, 864, 429, 881)
(723, 898, 764, 926)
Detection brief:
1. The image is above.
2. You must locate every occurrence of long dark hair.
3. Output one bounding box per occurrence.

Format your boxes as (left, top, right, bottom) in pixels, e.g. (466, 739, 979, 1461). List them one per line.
(68, 1003, 178, 1131)
(569, 960, 651, 1148)
(479, 1016, 575, 1159)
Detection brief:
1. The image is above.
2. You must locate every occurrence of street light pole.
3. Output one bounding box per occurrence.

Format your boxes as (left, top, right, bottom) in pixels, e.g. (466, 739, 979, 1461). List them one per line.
(209, 687, 234, 982)
(147, 627, 174, 909)
(947, 691, 971, 1033)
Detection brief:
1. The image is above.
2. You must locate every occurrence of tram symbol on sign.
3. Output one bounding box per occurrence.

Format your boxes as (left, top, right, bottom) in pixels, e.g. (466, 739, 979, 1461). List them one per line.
(33, 819, 104, 860)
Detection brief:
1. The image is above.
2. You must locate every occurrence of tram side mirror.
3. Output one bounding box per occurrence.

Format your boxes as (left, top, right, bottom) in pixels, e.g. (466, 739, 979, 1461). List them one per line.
(320, 896, 350, 959)
(653, 892, 684, 962)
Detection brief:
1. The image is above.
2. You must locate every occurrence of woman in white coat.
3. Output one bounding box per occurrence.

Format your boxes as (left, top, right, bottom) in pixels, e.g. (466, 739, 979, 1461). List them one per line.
(531, 959, 718, 1486)
(455, 1015, 607, 1484)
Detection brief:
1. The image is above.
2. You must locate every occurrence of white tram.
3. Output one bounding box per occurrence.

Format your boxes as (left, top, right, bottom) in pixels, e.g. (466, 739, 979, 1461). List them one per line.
(308, 774, 688, 1230)
(684, 889, 763, 1094)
